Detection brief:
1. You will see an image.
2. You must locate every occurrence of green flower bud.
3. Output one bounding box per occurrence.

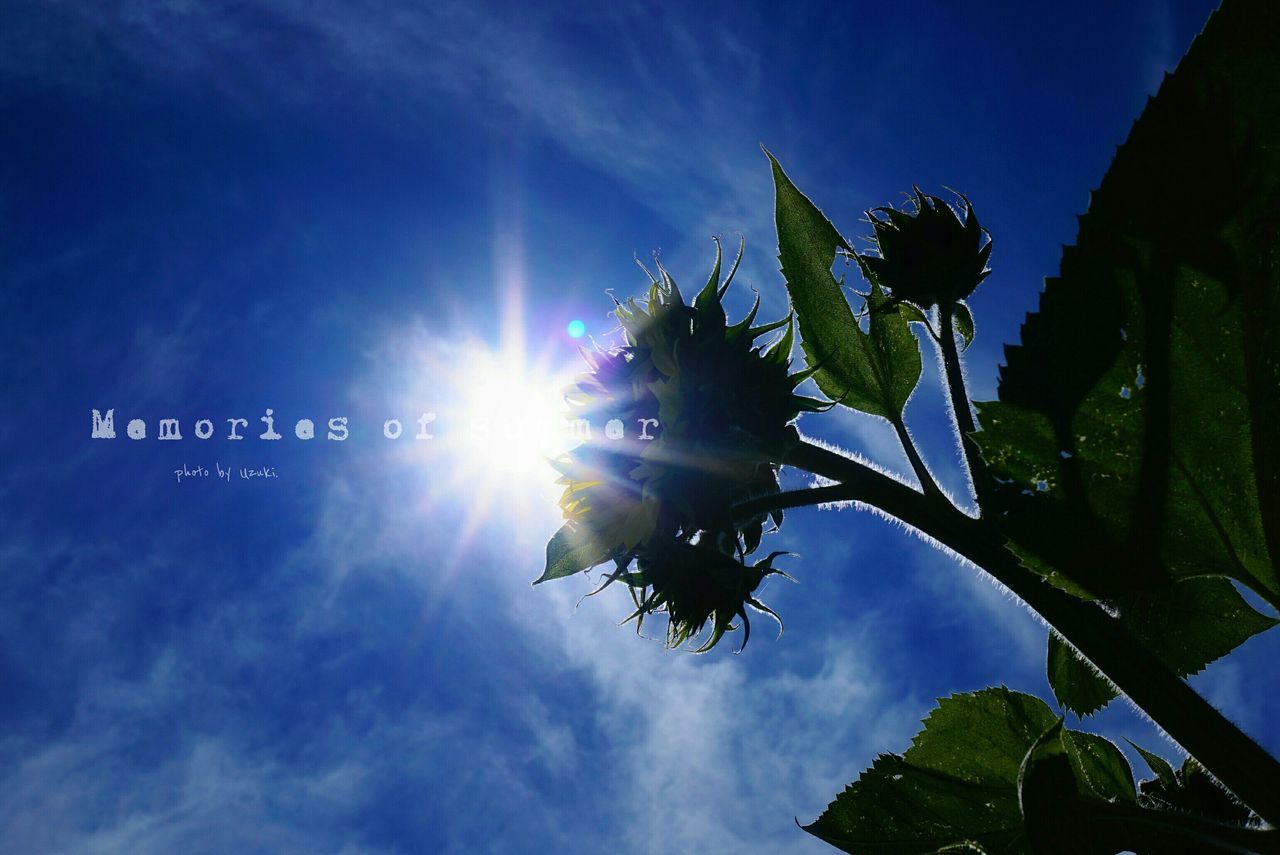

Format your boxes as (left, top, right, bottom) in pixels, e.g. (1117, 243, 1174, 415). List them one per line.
(622, 543, 790, 653)
(547, 237, 822, 650)
(861, 187, 992, 308)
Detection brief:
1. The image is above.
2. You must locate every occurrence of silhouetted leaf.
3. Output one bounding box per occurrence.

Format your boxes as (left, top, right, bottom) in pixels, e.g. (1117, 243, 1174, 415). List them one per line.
(806, 688, 1139, 854)
(1116, 577, 1278, 674)
(1061, 731, 1136, 805)
(1127, 741, 1177, 790)
(1047, 578, 1277, 715)
(767, 148, 922, 420)
(1018, 721, 1091, 855)
(973, 0, 1280, 701)
(1122, 745, 1264, 852)
(1047, 633, 1116, 717)
(1137, 754, 1252, 828)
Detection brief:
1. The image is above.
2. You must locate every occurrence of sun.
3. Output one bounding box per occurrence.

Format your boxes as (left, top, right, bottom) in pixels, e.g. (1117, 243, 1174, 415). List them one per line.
(456, 343, 576, 490)
(389, 316, 589, 562)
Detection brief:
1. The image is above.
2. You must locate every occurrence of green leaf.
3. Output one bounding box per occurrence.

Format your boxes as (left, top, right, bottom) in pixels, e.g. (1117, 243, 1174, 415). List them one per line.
(899, 302, 930, 327)
(1017, 724, 1137, 854)
(806, 687, 1142, 854)
(1137, 755, 1252, 827)
(1125, 740, 1177, 790)
(1047, 577, 1276, 715)
(1018, 721, 1090, 855)
(766, 147, 922, 419)
(535, 522, 607, 584)
(806, 688, 1050, 854)
(863, 274, 925, 418)
(1046, 634, 1116, 717)
(1115, 576, 1278, 676)
(973, 0, 1280, 685)
(1060, 731, 1136, 805)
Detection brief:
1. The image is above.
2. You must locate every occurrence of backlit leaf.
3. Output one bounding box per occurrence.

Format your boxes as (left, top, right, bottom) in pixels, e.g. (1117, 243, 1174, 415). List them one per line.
(1047, 577, 1277, 715)
(767, 148, 922, 420)
(1046, 634, 1115, 717)
(806, 688, 1140, 854)
(535, 521, 607, 584)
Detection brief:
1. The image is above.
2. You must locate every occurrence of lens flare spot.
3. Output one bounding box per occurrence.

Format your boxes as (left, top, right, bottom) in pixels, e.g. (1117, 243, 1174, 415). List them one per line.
(566, 319, 586, 339)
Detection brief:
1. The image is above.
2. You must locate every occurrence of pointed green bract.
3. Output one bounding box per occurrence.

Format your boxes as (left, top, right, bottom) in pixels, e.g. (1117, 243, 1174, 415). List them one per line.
(806, 688, 1142, 854)
(766, 148, 922, 419)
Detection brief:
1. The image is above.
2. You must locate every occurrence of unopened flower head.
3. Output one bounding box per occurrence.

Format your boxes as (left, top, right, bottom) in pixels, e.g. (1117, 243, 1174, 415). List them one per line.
(861, 188, 992, 309)
(622, 543, 791, 654)
(545, 238, 825, 651)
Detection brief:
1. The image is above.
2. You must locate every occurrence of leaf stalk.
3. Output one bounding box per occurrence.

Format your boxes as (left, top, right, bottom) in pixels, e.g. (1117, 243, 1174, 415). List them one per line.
(937, 301, 992, 513)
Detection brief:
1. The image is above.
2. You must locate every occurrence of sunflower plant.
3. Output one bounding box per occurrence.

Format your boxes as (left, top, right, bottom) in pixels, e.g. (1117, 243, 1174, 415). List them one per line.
(536, 1, 1280, 851)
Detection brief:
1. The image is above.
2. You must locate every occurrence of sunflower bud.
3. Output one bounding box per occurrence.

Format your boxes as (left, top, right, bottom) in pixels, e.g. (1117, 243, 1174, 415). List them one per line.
(541, 238, 822, 651)
(623, 544, 790, 653)
(861, 188, 992, 308)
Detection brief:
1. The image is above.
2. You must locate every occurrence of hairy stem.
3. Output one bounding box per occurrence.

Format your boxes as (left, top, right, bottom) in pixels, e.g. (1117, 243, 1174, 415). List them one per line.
(778, 437, 1280, 827)
(733, 484, 865, 522)
(937, 302, 992, 513)
(891, 415, 947, 504)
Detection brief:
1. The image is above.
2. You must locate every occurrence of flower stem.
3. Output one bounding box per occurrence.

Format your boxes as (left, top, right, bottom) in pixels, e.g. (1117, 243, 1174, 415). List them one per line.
(891, 415, 947, 505)
(779, 437, 1280, 827)
(733, 483, 867, 522)
(937, 301, 991, 513)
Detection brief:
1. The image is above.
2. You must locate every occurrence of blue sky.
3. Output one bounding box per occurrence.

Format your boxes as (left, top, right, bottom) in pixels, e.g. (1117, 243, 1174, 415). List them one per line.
(4, 1, 1277, 852)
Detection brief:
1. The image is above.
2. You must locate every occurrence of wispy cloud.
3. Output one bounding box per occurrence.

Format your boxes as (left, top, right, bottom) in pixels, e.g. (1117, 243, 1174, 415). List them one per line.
(0, 298, 944, 853)
(0, 444, 926, 853)
(1, 0, 823, 313)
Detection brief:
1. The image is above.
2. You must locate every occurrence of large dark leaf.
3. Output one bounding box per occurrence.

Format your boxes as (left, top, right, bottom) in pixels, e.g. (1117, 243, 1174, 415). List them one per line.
(973, 0, 1280, 709)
